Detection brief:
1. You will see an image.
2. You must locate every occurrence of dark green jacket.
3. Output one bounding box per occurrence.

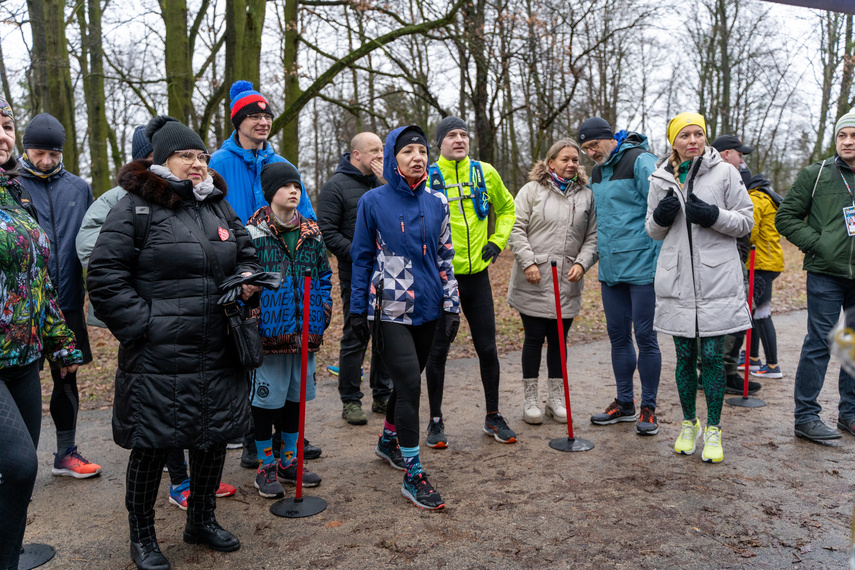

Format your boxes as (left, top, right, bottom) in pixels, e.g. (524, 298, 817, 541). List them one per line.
(776, 156, 855, 279)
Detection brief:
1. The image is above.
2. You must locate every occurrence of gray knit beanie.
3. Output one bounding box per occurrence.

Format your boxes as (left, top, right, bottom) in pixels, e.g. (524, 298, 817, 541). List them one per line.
(836, 109, 855, 136)
(435, 116, 468, 147)
(145, 116, 206, 165)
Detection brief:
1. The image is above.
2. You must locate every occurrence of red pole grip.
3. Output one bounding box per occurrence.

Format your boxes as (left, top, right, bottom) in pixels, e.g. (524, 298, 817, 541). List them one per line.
(550, 261, 574, 439)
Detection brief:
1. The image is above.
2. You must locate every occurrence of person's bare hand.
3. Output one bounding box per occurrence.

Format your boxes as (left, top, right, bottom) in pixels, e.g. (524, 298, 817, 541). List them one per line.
(60, 364, 79, 379)
(240, 272, 259, 300)
(524, 264, 541, 284)
(370, 158, 386, 184)
(567, 263, 585, 282)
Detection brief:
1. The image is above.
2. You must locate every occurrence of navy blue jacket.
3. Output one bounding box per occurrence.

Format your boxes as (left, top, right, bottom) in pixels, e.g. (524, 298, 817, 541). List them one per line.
(18, 166, 93, 312)
(350, 126, 459, 325)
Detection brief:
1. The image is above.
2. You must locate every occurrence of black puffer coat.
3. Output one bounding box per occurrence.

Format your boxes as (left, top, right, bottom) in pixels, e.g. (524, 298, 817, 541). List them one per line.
(87, 160, 259, 450)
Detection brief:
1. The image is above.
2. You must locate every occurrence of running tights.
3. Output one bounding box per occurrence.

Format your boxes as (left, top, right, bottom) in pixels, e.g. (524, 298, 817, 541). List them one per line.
(673, 336, 726, 425)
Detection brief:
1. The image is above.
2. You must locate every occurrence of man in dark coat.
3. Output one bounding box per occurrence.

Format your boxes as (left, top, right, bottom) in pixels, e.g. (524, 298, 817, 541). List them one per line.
(18, 113, 101, 478)
(317, 132, 393, 425)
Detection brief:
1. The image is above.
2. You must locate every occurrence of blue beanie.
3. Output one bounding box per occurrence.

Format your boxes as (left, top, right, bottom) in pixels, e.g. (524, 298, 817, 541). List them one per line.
(132, 125, 153, 160)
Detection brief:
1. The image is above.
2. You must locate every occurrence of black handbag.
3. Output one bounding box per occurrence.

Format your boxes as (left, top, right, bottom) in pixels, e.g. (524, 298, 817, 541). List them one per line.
(174, 206, 264, 370)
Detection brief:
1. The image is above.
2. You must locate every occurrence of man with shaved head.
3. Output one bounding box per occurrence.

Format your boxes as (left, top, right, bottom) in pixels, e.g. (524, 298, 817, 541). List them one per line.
(318, 132, 393, 425)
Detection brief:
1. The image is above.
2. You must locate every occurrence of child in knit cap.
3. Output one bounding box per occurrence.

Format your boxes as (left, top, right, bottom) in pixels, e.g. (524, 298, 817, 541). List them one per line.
(245, 162, 332, 497)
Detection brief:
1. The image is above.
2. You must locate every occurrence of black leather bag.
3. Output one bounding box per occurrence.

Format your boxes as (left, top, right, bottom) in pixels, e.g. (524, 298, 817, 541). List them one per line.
(174, 207, 263, 370)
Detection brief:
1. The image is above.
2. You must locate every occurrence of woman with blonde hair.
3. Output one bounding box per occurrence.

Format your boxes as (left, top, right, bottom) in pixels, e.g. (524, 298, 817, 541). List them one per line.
(507, 138, 598, 424)
(645, 113, 753, 463)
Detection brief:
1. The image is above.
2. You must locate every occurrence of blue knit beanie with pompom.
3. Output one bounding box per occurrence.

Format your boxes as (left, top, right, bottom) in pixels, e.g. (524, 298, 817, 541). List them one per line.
(229, 80, 272, 130)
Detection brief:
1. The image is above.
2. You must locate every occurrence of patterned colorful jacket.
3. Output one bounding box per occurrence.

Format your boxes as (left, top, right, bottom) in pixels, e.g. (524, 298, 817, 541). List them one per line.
(0, 173, 83, 368)
(350, 126, 460, 325)
(246, 207, 332, 354)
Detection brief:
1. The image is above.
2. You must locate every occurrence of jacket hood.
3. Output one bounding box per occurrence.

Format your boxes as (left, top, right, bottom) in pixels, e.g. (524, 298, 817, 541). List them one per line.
(221, 131, 276, 166)
(651, 145, 722, 185)
(335, 152, 377, 184)
(529, 160, 589, 187)
(118, 159, 228, 209)
(382, 126, 430, 194)
(605, 131, 650, 165)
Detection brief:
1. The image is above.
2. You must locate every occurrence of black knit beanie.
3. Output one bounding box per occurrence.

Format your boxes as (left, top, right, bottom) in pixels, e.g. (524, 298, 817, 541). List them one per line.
(131, 125, 153, 160)
(261, 161, 302, 204)
(394, 126, 429, 156)
(23, 113, 65, 151)
(435, 116, 468, 148)
(145, 116, 206, 165)
(576, 117, 614, 144)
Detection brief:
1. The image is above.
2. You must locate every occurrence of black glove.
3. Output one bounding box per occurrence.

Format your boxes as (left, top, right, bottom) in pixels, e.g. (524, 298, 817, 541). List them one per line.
(444, 311, 460, 343)
(352, 314, 370, 345)
(685, 193, 720, 228)
(652, 189, 681, 227)
(481, 242, 501, 264)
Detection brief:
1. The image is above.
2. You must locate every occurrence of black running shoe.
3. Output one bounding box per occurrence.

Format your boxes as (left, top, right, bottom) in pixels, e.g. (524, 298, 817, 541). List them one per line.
(401, 470, 445, 510)
(426, 418, 448, 448)
(375, 435, 406, 470)
(277, 458, 322, 487)
(636, 405, 659, 436)
(483, 413, 516, 443)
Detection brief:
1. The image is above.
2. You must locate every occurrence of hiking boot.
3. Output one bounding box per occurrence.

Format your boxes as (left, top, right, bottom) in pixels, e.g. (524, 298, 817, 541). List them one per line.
(426, 418, 448, 449)
(545, 378, 566, 422)
(794, 420, 841, 442)
(725, 373, 761, 395)
(372, 397, 389, 415)
(342, 401, 368, 425)
(52, 446, 102, 478)
(240, 445, 258, 469)
(522, 378, 543, 425)
(278, 457, 322, 487)
(401, 470, 445, 510)
(636, 405, 659, 436)
(674, 418, 701, 455)
(483, 413, 517, 443)
(375, 435, 406, 471)
(701, 425, 724, 463)
(130, 540, 171, 570)
(183, 520, 240, 552)
(590, 399, 637, 425)
(751, 364, 782, 379)
(254, 463, 285, 498)
(168, 480, 191, 510)
(303, 438, 322, 460)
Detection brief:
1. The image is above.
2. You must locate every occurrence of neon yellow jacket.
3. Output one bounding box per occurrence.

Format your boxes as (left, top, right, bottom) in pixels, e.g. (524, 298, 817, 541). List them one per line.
(432, 154, 516, 275)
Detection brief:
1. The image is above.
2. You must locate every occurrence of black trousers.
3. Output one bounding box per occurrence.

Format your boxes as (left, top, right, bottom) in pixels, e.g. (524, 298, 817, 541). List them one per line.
(126, 446, 226, 543)
(520, 313, 573, 378)
(425, 269, 500, 417)
(0, 362, 41, 570)
(338, 273, 393, 403)
(379, 321, 437, 448)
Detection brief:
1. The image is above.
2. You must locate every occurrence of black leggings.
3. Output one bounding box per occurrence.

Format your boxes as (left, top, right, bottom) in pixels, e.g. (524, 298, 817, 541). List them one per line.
(251, 401, 299, 441)
(0, 362, 41, 570)
(49, 367, 79, 433)
(426, 270, 500, 417)
(519, 313, 573, 378)
(126, 446, 226, 544)
(380, 321, 436, 448)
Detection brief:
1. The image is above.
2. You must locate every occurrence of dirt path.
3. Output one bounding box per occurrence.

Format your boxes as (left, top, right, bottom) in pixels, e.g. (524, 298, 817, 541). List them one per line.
(23, 309, 852, 568)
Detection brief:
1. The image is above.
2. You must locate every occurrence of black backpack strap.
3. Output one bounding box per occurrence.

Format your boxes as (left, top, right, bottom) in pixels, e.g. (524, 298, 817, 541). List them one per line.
(7, 182, 39, 222)
(127, 194, 152, 259)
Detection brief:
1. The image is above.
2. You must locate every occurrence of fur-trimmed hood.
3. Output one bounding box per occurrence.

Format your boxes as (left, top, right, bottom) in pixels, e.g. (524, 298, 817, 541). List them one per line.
(117, 159, 228, 209)
(529, 160, 589, 189)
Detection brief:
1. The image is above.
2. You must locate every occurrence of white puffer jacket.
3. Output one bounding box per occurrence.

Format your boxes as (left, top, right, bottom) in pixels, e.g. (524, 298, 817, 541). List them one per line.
(645, 147, 753, 338)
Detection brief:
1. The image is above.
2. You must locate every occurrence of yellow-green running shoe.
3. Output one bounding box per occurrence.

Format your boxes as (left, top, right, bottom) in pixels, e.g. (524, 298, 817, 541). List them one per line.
(702, 425, 724, 463)
(674, 418, 701, 455)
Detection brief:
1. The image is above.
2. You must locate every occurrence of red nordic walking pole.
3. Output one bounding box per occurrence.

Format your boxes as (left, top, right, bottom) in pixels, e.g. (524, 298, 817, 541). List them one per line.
(548, 261, 594, 452)
(271, 268, 328, 517)
(727, 245, 765, 408)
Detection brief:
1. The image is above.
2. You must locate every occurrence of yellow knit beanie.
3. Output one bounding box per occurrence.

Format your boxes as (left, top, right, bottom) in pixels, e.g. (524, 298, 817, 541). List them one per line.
(667, 113, 707, 146)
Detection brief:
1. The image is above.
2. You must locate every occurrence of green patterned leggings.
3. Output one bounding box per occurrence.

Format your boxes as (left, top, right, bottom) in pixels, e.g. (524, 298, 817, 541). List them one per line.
(673, 335, 726, 426)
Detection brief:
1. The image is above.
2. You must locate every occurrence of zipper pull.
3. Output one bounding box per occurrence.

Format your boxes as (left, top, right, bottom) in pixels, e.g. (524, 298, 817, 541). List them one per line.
(423, 244, 427, 256)
(400, 219, 405, 232)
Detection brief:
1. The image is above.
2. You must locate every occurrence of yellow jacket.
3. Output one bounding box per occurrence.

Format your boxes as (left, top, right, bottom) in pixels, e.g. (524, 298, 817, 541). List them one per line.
(748, 189, 784, 272)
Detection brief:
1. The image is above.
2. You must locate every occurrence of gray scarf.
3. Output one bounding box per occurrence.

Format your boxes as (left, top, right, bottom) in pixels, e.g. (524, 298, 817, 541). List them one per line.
(150, 164, 215, 201)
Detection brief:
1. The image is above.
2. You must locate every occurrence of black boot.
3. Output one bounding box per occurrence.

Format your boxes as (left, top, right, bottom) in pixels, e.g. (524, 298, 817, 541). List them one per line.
(725, 373, 761, 394)
(183, 520, 240, 552)
(303, 438, 322, 460)
(130, 541, 171, 570)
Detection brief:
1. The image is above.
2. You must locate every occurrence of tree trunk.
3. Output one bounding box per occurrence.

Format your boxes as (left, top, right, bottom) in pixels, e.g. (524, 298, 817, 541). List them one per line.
(159, 0, 193, 123)
(78, 0, 111, 196)
(224, 0, 266, 139)
(279, 0, 301, 163)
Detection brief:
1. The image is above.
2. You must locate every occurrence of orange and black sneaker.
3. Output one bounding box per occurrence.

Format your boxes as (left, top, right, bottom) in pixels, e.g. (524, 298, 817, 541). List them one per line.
(52, 446, 102, 478)
(590, 399, 637, 425)
(636, 405, 659, 436)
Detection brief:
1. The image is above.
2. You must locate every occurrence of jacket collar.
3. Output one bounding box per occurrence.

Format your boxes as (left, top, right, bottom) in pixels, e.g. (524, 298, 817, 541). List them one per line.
(436, 153, 470, 172)
(335, 153, 377, 185)
(247, 206, 321, 249)
(651, 146, 720, 186)
(222, 131, 276, 166)
(117, 159, 228, 209)
(529, 160, 589, 190)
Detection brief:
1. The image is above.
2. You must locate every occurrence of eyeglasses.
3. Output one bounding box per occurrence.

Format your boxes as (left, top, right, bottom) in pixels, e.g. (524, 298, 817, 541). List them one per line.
(580, 140, 601, 154)
(246, 114, 273, 123)
(172, 151, 211, 165)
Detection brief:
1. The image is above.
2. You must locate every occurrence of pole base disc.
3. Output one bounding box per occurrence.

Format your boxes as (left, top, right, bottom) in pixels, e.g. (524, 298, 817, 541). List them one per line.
(549, 437, 594, 452)
(270, 496, 327, 518)
(18, 544, 55, 570)
(725, 396, 766, 408)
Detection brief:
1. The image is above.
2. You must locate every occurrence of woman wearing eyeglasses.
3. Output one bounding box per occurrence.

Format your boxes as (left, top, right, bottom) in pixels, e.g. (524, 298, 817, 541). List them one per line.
(87, 116, 260, 569)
